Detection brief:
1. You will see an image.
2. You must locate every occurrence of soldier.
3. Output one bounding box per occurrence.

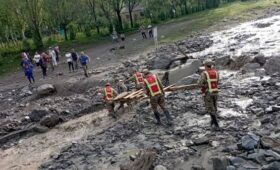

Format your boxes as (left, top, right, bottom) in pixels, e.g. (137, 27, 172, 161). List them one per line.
(198, 59, 220, 130)
(103, 83, 118, 119)
(115, 79, 129, 111)
(143, 69, 172, 125)
(128, 69, 145, 90)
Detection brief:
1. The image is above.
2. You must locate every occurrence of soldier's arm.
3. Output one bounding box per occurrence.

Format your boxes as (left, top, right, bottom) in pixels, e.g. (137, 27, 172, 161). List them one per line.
(157, 76, 164, 93)
(113, 89, 118, 96)
(143, 83, 150, 96)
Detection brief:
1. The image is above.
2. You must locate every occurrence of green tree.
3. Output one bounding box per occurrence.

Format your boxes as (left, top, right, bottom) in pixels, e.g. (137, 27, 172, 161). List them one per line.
(25, 0, 44, 49)
(125, 0, 140, 28)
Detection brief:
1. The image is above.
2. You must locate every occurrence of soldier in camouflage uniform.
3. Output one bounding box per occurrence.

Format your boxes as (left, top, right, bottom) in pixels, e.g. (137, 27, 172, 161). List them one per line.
(127, 69, 145, 90)
(103, 83, 118, 118)
(143, 69, 172, 125)
(115, 79, 130, 111)
(197, 59, 220, 130)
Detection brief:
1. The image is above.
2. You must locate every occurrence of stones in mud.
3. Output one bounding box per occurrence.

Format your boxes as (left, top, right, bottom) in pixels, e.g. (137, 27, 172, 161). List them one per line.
(40, 114, 63, 128)
(264, 57, 280, 75)
(241, 133, 260, 150)
(37, 84, 56, 96)
(254, 22, 273, 28)
(176, 36, 213, 54)
(229, 55, 254, 70)
(168, 59, 202, 84)
(28, 109, 50, 122)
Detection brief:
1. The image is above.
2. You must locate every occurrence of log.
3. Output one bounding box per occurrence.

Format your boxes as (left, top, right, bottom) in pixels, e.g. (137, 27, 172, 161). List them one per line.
(120, 150, 156, 170)
(167, 84, 198, 91)
(124, 89, 143, 99)
(114, 92, 130, 101)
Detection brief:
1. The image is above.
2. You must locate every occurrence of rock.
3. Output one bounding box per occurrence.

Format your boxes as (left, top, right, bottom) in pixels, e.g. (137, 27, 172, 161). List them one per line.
(215, 55, 231, 67)
(264, 57, 280, 75)
(168, 59, 202, 84)
(261, 161, 280, 170)
(37, 84, 56, 96)
(226, 166, 236, 170)
(241, 63, 261, 73)
(229, 157, 246, 166)
(176, 74, 200, 86)
(28, 110, 50, 122)
(212, 157, 230, 170)
(248, 152, 265, 164)
(261, 137, 280, 153)
(40, 114, 63, 128)
(154, 165, 168, 170)
(252, 54, 266, 66)
(241, 133, 260, 150)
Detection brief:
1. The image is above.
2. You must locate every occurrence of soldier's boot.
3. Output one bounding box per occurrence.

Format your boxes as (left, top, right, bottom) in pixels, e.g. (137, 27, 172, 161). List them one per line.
(164, 110, 173, 126)
(212, 115, 220, 131)
(153, 111, 161, 125)
(111, 112, 117, 119)
(210, 115, 214, 127)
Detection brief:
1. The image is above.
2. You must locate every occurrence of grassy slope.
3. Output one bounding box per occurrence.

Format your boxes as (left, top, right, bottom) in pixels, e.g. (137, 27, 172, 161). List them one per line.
(0, 0, 279, 76)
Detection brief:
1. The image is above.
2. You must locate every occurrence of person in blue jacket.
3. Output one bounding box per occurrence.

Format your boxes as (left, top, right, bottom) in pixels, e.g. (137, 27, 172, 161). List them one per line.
(22, 58, 35, 84)
(79, 51, 90, 77)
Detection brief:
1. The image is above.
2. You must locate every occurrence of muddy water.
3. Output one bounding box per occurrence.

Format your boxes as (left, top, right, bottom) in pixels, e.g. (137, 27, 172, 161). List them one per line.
(0, 110, 112, 170)
(191, 15, 280, 58)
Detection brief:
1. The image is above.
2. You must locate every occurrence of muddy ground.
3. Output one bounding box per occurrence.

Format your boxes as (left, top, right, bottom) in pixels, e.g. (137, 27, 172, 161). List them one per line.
(1, 6, 280, 170)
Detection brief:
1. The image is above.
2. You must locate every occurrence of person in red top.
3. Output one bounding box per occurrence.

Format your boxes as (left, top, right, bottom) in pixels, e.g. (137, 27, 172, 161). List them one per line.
(143, 69, 172, 125)
(103, 83, 118, 119)
(198, 59, 220, 130)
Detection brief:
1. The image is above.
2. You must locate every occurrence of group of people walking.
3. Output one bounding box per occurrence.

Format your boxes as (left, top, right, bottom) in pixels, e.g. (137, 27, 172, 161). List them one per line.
(140, 25, 154, 39)
(102, 59, 220, 130)
(21, 46, 91, 84)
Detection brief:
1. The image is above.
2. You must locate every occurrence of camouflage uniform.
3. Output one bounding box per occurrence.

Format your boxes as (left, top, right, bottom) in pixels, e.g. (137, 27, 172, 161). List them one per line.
(198, 70, 219, 128)
(128, 74, 144, 90)
(144, 74, 172, 125)
(116, 81, 130, 111)
(102, 88, 118, 117)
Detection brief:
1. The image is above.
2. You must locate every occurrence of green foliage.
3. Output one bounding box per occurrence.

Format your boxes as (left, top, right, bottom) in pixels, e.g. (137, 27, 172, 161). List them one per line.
(67, 22, 78, 40)
(22, 39, 32, 51)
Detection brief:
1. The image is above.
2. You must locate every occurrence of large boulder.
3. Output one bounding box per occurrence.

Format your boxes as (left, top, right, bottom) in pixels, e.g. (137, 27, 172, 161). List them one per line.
(176, 74, 200, 86)
(261, 136, 280, 153)
(168, 59, 202, 84)
(37, 84, 56, 96)
(252, 54, 266, 66)
(264, 57, 280, 75)
(212, 157, 230, 170)
(241, 133, 260, 150)
(28, 110, 50, 122)
(40, 114, 63, 128)
(241, 63, 261, 73)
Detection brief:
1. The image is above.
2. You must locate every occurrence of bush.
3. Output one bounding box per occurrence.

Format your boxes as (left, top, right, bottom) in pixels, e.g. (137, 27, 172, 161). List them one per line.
(22, 39, 32, 51)
(67, 22, 78, 40)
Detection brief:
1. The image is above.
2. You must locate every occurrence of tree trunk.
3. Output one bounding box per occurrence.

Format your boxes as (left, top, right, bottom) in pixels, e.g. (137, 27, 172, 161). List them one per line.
(62, 24, 68, 41)
(91, 3, 100, 34)
(184, 0, 188, 14)
(129, 9, 133, 28)
(34, 26, 44, 49)
(116, 10, 123, 30)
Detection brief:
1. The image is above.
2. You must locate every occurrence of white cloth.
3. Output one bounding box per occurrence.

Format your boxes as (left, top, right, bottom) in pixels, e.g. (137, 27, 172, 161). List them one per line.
(65, 53, 72, 62)
(49, 50, 57, 66)
(33, 54, 41, 63)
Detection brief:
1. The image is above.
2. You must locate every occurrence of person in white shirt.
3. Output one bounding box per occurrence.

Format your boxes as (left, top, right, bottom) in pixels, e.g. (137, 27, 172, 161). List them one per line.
(65, 52, 74, 72)
(33, 52, 41, 67)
